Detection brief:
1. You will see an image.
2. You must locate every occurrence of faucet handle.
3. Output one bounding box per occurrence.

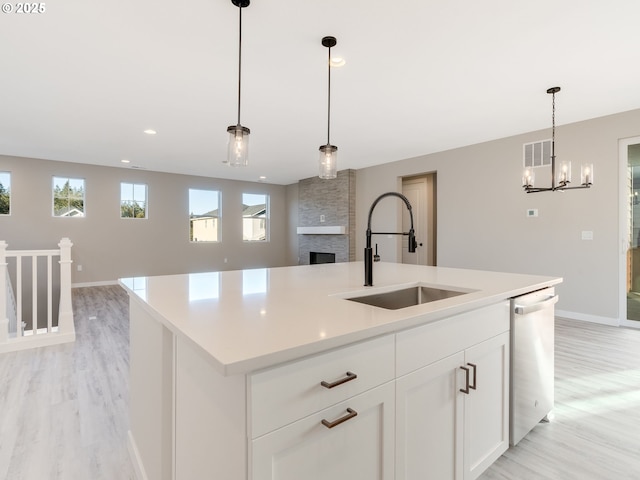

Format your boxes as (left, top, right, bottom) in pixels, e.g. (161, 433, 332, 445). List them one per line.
(374, 243, 381, 262)
(408, 230, 418, 253)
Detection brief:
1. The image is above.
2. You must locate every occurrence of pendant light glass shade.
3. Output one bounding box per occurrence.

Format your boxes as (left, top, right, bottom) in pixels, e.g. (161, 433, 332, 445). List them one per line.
(226, 125, 250, 167)
(319, 144, 338, 179)
(225, 0, 250, 167)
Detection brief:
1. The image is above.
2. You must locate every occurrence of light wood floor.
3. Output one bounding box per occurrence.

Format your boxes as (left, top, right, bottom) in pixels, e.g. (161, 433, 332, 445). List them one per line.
(481, 317, 640, 480)
(1, 286, 639, 479)
(0, 285, 135, 480)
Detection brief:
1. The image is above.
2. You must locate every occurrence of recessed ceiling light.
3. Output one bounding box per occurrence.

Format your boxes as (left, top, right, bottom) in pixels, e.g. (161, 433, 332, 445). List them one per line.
(330, 56, 346, 68)
(144, 129, 157, 135)
(121, 159, 131, 164)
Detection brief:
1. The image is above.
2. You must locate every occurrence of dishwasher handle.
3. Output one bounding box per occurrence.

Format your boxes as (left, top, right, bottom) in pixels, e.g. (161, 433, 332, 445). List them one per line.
(514, 295, 558, 315)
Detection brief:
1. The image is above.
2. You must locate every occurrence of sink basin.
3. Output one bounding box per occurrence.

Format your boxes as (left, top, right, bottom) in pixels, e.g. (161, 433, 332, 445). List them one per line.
(345, 285, 471, 310)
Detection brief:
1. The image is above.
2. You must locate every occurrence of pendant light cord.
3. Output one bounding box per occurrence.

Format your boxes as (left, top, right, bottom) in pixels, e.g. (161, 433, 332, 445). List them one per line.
(237, 4, 243, 126)
(551, 90, 556, 160)
(327, 44, 331, 145)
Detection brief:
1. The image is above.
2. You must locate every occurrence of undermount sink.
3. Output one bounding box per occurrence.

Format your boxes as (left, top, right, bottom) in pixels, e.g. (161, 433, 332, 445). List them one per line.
(345, 285, 472, 310)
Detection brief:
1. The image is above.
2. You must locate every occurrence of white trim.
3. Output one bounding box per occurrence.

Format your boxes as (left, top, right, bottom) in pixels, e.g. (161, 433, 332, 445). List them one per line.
(621, 319, 640, 329)
(72, 280, 118, 288)
(127, 430, 148, 480)
(555, 309, 619, 327)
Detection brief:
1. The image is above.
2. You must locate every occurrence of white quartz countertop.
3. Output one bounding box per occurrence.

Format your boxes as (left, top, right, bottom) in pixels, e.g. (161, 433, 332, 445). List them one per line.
(119, 262, 561, 376)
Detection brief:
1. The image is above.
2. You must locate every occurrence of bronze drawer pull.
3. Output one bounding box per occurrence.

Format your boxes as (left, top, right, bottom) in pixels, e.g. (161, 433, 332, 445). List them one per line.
(321, 371, 358, 389)
(321, 408, 358, 429)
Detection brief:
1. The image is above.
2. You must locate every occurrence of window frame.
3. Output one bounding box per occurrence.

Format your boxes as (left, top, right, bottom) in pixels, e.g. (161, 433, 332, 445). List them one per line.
(0, 171, 11, 216)
(242, 193, 270, 243)
(52, 176, 86, 218)
(189, 188, 222, 243)
(120, 182, 148, 219)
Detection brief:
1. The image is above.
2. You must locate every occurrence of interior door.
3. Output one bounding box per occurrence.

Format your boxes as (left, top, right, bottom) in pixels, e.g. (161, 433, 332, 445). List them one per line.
(402, 174, 436, 266)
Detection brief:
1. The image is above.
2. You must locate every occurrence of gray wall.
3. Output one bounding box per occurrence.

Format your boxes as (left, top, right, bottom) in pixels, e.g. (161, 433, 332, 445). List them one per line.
(354, 108, 640, 323)
(0, 155, 290, 284)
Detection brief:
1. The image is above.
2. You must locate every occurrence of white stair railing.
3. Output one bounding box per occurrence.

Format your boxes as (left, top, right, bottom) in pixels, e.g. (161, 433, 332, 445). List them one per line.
(0, 241, 8, 344)
(5, 266, 18, 337)
(0, 238, 75, 353)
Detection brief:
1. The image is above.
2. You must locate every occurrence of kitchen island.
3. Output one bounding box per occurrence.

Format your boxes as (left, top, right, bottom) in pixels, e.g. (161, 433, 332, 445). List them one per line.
(120, 262, 561, 480)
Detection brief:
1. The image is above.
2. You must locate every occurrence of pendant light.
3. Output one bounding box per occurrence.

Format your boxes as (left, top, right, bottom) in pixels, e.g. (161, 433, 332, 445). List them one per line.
(225, 0, 250, 167)
(319, 36, 338, 179)
(523, 87, 593, 193)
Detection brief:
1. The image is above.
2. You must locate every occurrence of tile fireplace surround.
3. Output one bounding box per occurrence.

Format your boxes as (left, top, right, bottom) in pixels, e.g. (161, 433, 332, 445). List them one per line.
(298, 169, 355, 265)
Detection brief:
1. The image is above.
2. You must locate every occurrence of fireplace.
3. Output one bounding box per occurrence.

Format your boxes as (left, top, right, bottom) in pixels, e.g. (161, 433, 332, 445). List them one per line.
(310, 252, 336, 265)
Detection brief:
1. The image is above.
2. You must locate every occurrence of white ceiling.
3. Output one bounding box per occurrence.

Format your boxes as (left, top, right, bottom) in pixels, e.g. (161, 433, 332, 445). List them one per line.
(2, 0, 640, 185)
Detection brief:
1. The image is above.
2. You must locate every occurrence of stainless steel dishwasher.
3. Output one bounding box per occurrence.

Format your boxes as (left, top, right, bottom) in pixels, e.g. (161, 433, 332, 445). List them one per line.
(510, 287, 558, 446)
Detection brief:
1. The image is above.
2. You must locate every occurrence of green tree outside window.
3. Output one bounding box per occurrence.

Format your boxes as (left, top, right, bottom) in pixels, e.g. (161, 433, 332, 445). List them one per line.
(53, 177, 85, 217)
(0, 172, 10, 215)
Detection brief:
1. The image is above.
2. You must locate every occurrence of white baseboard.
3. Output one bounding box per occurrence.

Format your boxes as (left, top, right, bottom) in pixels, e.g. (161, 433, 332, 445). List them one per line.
(72, 280, 119, 288)
(555, 309, 619, 327)
(128, 430, 148, 480)
(0, 331, 76, 353)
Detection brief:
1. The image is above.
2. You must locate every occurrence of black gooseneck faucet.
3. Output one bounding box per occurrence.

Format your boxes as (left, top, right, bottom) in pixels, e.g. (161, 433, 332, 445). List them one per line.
(365, 192, 418, 286)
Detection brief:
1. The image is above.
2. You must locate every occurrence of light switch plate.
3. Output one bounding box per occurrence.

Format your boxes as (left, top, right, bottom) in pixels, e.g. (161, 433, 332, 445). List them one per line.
(582, 231, 594, 240)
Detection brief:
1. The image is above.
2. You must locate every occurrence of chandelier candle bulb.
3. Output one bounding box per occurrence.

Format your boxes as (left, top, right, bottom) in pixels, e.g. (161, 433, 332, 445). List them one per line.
(522, 169, 535, 188)
(581, 164, 593, 186)
(558, 161, 571, 185)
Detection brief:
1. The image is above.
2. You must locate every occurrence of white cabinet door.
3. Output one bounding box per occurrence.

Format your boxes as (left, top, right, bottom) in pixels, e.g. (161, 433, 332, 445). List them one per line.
(251, 382, 395, 480)
(396, 331, 510, 480)
(463, 332, 510, 480)
(396, 351, 465, 480)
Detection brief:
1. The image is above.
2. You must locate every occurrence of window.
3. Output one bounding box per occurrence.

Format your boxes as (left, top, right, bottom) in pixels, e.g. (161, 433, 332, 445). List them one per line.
(0, 172, 10, 215)
(53, 177, 85, 217)
(121, 183, 148, 218)
(243, 193, 269, 242)
(189, 189, 221, 242)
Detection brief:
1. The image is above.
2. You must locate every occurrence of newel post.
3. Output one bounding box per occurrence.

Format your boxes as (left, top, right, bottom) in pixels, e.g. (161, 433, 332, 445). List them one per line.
(57, 237, 74, 336)
(0, 241, 8, 344)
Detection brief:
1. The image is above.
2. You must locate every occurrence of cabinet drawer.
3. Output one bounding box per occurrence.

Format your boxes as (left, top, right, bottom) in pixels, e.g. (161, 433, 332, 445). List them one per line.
(251, 381, 395, 480)
(250, 334, 395, 438)
(396, 301, 509, 376)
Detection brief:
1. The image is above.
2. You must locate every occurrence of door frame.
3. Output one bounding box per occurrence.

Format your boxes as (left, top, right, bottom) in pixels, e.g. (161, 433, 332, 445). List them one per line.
(619, 135, 640, 328)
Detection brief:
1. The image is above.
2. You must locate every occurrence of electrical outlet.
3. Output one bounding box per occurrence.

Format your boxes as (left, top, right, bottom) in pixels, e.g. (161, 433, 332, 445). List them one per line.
(77, 264, 83, 271)
(320, 215, 325, 223)
(581, 231, 593, 240)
